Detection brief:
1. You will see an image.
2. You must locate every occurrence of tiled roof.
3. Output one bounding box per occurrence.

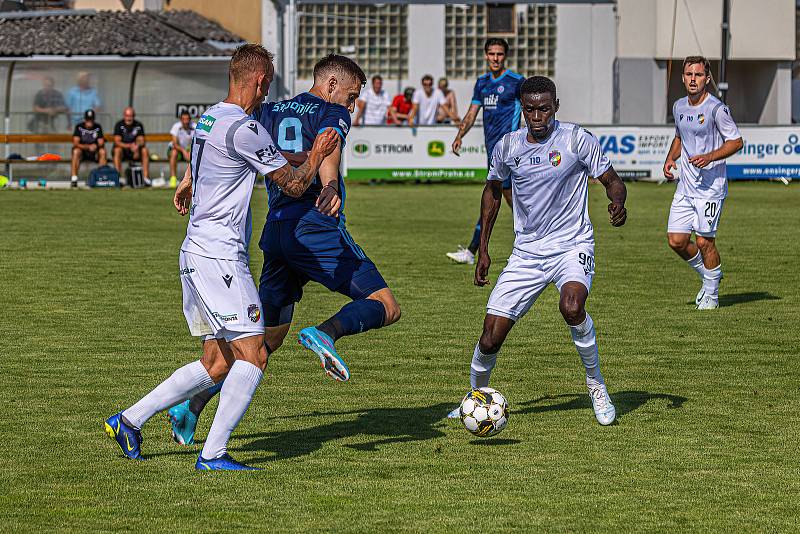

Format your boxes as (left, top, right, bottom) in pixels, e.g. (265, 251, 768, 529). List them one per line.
(0, 9, 245, 57)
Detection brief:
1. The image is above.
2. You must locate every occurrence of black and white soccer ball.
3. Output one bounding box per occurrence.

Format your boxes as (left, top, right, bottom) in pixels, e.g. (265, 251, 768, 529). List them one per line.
(459, 387, 509, 437)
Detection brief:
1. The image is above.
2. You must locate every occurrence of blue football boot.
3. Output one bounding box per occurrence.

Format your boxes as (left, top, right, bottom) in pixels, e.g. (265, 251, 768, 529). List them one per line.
(104, 412, 143, 460)
(298, 326, 350, 382)
(195, 453, 261, 471)
(168, 400, 198, 446)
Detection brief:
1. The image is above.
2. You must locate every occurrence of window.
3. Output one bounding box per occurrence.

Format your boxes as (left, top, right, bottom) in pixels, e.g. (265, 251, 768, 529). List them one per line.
(487, 3, 515, 35)
(297, 3, 408, 80)
(445, 4, 556, 80)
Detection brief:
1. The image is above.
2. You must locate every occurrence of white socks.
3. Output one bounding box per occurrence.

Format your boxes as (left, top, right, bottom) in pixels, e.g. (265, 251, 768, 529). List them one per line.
(686, 251, 705, 278)
(703, 265, 722, 299)
(470, 344, 497, 389)
(123, 360, 214, 429)
(569, 314, 604, 383)
(201, 360, 263, 460)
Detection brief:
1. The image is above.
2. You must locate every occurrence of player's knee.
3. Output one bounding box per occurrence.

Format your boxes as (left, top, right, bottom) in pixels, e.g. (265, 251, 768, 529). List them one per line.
(696, 235, 715, 252)
(383, 299, 401, 326)
(667, 234, 689, 251)
(559, 297, 584, 325)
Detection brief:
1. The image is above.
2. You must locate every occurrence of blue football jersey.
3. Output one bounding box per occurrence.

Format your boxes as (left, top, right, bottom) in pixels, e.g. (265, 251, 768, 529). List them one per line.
(253, 92, 351, 223)
(471, 70, 524, 156)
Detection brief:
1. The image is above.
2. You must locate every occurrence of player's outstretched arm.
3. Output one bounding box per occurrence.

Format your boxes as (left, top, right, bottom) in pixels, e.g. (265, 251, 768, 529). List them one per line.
(452, 104, 480, 156)
(597, 167, 627, 227)
(475, 180, 503, 286)
(663, 136, 681, 180)
(268, 129, 338, 198)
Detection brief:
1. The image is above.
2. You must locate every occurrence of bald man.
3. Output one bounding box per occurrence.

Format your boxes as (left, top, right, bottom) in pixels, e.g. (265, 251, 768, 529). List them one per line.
(113, 107, 150, 186)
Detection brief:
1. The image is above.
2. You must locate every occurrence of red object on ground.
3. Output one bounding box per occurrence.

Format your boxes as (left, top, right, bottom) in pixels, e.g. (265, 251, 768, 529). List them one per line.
(37, 153, 62, 161)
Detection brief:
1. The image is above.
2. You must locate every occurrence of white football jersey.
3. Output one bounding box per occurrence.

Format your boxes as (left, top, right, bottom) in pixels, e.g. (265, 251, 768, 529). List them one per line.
(488, 121, 611, 258)
(181, 102, 288, 262)
(673, 94, 741, 200)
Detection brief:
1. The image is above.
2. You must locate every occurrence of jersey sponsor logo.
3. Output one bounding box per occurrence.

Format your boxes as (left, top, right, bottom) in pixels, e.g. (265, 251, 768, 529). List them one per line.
(247, 304, 261, 323)
(197, 115, 216, 133)
(222, 274, 233, 288)
(428, 140, 445, 157)
(271, 100, 320, 115)
(549, 150, 562, 167)
(483, 94, 499, 109)
(255, 145, 279, 163)
(338, 118, 350, 136)
(247, 122, 258, 135)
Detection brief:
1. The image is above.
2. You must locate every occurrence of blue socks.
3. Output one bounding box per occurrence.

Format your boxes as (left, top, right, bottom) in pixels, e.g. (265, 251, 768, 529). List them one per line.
(318, 298, 386, 341)
(468, 219, 481, 254)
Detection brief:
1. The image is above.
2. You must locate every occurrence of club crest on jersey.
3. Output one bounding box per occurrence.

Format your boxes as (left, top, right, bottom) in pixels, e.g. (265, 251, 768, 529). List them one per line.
(549, 150, 562, 167)
(497, 85, 505, 94)
(247, 304, 261, 323)
(698, 113, 705, 124)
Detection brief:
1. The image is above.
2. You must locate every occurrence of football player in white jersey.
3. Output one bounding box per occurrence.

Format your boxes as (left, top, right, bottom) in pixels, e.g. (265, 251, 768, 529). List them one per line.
(664, 56, 743, 310)
(104, 44, 339, 470)
(448, 76, 627, 426)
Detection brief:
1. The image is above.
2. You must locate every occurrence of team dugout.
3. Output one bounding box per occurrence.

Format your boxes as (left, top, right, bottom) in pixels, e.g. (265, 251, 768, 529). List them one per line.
(0, 9, 245, 182)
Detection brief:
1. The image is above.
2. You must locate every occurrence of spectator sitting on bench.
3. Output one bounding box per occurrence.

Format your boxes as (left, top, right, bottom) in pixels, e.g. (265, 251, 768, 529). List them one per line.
(168, 110, 195, 188)
(71, 109, 107, 188)
(113, 106, 150, 186)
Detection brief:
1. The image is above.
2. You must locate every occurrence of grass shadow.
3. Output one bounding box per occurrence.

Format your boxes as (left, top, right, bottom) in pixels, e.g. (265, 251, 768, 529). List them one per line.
(515, 390, 687, 420)
(234, 402, 454, 464)
(719, 291, 781, 307)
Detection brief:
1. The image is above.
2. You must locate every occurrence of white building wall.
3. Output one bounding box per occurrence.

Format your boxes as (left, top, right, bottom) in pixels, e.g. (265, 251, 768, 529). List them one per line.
(554, 4, 616, 124)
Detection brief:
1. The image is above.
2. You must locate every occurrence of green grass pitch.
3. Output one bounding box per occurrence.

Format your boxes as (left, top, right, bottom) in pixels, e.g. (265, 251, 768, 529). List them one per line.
(1, 182, 798, 531)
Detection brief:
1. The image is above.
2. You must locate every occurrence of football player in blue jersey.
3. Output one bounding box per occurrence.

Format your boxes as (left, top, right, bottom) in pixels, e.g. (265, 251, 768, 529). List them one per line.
(447, 38, 524, 265)
(168, 55, 401, 445)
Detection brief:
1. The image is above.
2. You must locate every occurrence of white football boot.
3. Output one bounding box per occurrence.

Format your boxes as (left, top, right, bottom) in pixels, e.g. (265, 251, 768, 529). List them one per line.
(695, 287, 705, 306)
(447, 406, 461, 419)
(696, 295, 719, 310)
(445, 246, 475, 265)
(587, 379, 616, 425)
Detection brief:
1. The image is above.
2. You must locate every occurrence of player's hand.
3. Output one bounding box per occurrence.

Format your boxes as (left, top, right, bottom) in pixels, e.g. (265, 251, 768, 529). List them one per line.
(663, 159, 677, 180)
(689, 153, 712, 168)
(608, 202, 627, 227)
(316, 184, 341, 217)
(475, 251, 491, 286)
(174, 176, 192, 216)
(452, 137, 463, 156)
(311, 128, 339, 159)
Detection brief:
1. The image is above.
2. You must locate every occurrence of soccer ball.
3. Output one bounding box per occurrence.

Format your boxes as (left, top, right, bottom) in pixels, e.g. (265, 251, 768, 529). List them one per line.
(459, 387, 509, 437)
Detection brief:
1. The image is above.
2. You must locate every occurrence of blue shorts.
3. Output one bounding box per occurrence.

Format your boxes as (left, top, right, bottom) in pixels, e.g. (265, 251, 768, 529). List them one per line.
(258, 213, 388, 314)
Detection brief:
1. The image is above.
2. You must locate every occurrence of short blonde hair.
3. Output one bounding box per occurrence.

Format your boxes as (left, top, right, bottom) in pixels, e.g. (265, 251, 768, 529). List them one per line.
(229, 44, 274, 84)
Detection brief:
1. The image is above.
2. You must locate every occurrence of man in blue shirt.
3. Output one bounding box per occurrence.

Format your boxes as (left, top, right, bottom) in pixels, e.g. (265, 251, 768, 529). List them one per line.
(168, 55, 401, 446)
(447, 38, 523, 265)
(65, 72, 102, 125)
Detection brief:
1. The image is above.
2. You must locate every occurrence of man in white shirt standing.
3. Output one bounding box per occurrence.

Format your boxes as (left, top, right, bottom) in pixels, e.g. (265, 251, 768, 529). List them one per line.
(410, 74, 447, 126)
(103, 44, 338, 471)
(354, 74, 391, 126)
(664, 56, 743, 310)
(168, 110, 196, 188)
(447, 76, 628, 427)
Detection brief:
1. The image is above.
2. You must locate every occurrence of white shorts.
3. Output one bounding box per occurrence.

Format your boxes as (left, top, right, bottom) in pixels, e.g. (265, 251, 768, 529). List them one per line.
(486, 246, 595, 322)
(179, 250, 264, 342)
(667, 194, 725, 237)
